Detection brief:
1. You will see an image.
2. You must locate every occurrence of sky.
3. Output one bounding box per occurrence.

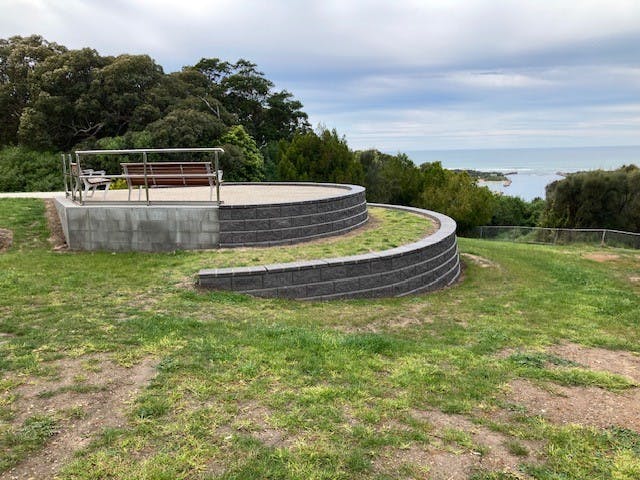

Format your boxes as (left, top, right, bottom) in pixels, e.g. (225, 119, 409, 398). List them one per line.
(2, 0, 640, 152)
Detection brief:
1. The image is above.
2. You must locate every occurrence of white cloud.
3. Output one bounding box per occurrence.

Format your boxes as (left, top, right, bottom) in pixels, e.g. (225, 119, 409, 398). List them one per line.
(447, 72, 554, 88)
(2, 0, 640, 149)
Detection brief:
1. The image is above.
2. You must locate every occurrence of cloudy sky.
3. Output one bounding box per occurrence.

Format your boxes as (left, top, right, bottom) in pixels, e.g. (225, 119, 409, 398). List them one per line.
(2, 0, 640, 151)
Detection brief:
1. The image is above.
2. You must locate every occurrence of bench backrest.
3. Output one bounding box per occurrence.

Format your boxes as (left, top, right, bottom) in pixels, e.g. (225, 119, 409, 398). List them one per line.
(121, 162, 215, 188)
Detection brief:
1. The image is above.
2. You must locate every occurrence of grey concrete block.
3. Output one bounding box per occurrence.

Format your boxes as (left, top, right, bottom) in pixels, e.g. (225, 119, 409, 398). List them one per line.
(320, 265, 347, 281)
(232, 274, 264, 291)
(369, 257, 394, 274)
(244, 218, 271, 230)
(277, 285, 307, 299)
(270, 217, 292, 229)
(263, 271, 294, 288)
(306, 281, 334, 297)
(345, 262, 371, 277)
(218, 207, 253, 220)
(229, 231, 257, 244)
(245, 287, 279, 298)
(255, 229, 283, 243)
(291, 267, 323, 285)
(256, 206, 281, 218)
(199, 276, 232, 289)
(220, 220, 247, 231)
(358, 274, 383, 290)
(333, 277, 361, 294)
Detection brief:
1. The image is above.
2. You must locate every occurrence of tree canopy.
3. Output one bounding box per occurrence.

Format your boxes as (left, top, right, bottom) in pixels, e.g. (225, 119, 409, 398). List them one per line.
(542, 166, 640, 232)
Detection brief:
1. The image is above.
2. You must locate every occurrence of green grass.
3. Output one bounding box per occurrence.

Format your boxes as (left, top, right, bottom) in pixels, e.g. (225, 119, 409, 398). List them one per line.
(1, 198, 639, 479)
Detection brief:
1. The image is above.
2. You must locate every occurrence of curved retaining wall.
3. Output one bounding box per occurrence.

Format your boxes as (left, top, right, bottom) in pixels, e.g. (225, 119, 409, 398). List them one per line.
(199, 204, 461, 300)
(218, 183, 367, 247)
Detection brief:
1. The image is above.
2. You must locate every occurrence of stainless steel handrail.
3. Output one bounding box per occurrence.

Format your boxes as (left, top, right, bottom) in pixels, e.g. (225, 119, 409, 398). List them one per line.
(69, 147, 225, 205)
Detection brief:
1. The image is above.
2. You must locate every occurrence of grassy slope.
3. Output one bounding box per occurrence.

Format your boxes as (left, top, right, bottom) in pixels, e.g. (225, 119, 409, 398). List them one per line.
(0, 198, 639, 479)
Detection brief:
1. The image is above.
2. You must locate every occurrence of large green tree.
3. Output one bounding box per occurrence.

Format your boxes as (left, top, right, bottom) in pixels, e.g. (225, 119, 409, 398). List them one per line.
(194, 58, 309, 144)
(542, 166, 640, 231)
(419, 162, 495, 233)
(357, 149, 423, 205)
(277, 127, 364, 185)
(0, 35, 66, 145)
(17, 47, 109, 150)
(218, 125, 265, 182)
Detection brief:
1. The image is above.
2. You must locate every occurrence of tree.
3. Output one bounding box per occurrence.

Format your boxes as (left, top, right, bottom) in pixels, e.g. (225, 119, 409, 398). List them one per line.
(90, 54, 164, 138)
(17, 48, 109, 150)
(419, 162, 495, 233)
(258, 91, 309, 143)
(194, 58, 309, 145)
(278, 127, 364, 185)
(490, 195, 545, 226)
(0, 35, 66, 145)
(542, 166, 640, 231)
(357, 149, 423, 205)
(144, 108, 226, 148)
(218, 125, 265, 181)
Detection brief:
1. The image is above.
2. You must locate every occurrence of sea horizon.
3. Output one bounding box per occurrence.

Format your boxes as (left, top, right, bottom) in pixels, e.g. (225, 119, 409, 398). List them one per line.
(393, 145, 640, 201)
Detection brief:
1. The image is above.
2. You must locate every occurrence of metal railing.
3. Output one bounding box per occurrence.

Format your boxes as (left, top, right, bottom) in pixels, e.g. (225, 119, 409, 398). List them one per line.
(62, 147, 225, 205)
(470, 225, 640, 250)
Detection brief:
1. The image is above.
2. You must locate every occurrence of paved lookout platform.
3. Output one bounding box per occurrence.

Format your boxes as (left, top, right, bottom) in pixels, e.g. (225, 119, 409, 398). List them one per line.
(55, 183, 368, 251)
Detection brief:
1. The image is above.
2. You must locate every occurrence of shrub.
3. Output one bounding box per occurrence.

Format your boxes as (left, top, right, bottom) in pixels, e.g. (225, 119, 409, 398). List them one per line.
(0, 147, 63, 192)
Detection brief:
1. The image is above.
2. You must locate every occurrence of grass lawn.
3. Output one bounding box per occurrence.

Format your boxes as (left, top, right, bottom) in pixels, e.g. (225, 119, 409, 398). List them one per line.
(1, 198, 639, 479)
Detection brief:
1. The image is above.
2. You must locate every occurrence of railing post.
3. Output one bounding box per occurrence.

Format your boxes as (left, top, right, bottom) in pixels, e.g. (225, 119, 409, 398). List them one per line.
(61, 153, 68, 197)
(142, 151, 150, 205)
(214, 150, 221, 204)
(601, 230, 607, 247)
(75, 152, 83, 205)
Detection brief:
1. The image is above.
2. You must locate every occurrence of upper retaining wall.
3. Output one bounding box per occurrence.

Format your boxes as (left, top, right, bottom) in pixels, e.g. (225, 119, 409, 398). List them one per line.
(199, 204, 461, 300)
(218, 183, 367, 247)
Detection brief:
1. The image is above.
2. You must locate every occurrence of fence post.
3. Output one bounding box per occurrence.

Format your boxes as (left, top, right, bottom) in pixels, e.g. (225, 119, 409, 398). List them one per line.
(601, 230, 607, 247)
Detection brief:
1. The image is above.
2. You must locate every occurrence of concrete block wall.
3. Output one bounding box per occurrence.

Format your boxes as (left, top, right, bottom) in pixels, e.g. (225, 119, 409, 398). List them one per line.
(54, 197, 220, 252)
(218, 183, 368, 247)
(199, 205, 461, 299)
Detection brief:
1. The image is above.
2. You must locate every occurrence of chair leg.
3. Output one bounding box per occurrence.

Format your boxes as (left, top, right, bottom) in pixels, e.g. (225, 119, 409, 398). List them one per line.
(102, 182, 111, 199)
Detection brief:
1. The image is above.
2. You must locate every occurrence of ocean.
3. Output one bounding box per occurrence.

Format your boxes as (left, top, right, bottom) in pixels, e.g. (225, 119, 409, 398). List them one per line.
(401, 145, 640, 201)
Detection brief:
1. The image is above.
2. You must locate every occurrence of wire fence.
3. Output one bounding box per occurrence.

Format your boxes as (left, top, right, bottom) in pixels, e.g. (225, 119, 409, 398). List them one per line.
(469, 226, 640, 250)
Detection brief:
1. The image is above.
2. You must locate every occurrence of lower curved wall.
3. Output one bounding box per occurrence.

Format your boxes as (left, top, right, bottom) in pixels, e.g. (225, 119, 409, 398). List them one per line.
(199, 204, 461, 300)
(218, 183, 368, 247)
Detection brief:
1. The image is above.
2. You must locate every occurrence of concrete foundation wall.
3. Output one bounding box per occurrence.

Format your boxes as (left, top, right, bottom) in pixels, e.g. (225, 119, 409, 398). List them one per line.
(199, 205, 461, 299)
(54, 197, 220, 252)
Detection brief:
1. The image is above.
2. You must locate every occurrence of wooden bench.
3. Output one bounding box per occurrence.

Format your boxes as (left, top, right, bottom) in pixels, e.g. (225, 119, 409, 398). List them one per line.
(121, 162, 222, 201)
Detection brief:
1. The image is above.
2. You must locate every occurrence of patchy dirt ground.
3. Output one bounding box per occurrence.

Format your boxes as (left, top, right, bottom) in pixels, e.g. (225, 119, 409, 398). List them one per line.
(506, 343, 640, 432)
(373, 409, 541, 479)
(582, 252, 621, 262)
(0, 228, 12, 253)
(507, 379, 640, 432)
(0, 355, 156, 480)
(460, 253, 498, 269)
(44, 199, 67, 250)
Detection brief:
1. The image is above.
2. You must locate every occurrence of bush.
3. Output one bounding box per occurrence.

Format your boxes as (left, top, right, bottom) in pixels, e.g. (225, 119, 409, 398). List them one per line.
(0, 147, 63, 192)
